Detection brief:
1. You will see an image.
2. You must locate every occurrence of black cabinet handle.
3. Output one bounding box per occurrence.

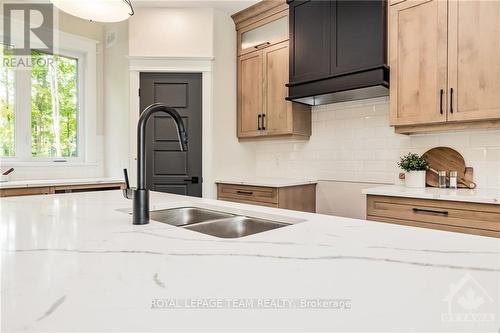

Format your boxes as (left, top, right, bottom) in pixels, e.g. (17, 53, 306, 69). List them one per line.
(450, 88, 454, 113)
(258, 114, 262, 130)
(412, 208, 449, 216)
(440, 89, 444, 115)
(262, 114, 266, 130)
(254, 42, 270, 49)
(236, 190, 254, 195)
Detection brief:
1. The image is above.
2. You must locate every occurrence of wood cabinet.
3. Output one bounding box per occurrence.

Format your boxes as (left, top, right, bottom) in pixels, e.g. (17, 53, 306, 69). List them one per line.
(0, 182, 125, 198)
(367, 195, 500, 238)
(448, 0, 500, 123)
(238, 51, 263, 137)
(217, 182, 316, 213)
(233, 0, 311, 139)
(287, 0, 389, 105)
(390, 0, 500, 133)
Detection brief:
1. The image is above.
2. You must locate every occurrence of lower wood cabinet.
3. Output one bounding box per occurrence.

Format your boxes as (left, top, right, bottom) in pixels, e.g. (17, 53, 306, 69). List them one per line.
(0, 182, 125, 198)
(217, 183, 316, 213)
(367, 195, 500, 238)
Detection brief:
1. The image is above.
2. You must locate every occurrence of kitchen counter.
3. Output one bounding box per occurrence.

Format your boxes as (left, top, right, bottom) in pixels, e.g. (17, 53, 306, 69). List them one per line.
(1, 190, 499, 332)
(363, 185, 500, 205)
(0, 177, 124, 189)
(215, 177, 317, 188)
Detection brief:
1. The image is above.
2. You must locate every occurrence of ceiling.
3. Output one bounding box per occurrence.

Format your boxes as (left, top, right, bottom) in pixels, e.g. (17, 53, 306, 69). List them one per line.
(133, 0, 260, 15)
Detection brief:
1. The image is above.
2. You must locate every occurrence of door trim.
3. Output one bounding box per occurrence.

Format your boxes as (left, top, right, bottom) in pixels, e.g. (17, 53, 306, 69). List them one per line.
(128, 56, 214, 198)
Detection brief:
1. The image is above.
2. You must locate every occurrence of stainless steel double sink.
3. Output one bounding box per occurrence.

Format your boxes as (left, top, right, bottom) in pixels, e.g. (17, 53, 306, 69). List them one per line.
(149, 207, 291, 238)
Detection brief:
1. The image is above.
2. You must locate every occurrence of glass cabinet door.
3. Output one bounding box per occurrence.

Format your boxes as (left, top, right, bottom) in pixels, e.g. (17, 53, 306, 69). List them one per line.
(240, 15, 288, 54)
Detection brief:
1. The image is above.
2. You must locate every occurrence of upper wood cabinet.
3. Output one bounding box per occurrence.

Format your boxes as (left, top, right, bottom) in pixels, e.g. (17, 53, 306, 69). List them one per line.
(233, 0, 311, 139)
(238, 51, 263, 137)
(448, 0, 500, 122)
(390, 0, 500, 133)
(389, 0, 448, 126)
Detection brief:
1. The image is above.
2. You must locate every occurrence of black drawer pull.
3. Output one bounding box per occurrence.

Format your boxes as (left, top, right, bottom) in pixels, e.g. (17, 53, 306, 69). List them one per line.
(412, 208, 449, 216)
(258, 114, 262, 130)
(236, 190, 254, 195)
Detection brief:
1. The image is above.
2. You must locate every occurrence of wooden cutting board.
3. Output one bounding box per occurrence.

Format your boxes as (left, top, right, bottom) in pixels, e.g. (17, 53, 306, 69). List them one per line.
(422, 147, 474, 188)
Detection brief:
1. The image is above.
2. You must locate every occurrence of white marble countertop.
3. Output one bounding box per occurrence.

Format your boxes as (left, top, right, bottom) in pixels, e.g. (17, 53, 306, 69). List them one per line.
(1, 190, 499, 332)
(363, 185, 500, 205)
(0, 177, 124, 189)
(215, 177, 318, 187)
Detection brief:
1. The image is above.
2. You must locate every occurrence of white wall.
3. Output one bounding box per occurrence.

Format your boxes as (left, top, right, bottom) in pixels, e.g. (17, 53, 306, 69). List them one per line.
(253, 97, 500, 217)
(129, 8, 214, 58)
(103, 21, 130, 179)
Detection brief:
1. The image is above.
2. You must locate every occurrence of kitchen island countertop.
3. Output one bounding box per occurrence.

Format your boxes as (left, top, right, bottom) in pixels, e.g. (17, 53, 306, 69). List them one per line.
(1, 190, 499, 332)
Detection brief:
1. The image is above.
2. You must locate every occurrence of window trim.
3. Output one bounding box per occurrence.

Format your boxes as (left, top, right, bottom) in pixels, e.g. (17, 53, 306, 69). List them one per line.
(0, 27, 98, 166)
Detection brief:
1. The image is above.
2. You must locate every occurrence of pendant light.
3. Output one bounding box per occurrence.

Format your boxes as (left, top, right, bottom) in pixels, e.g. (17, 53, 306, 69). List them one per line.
(50, 0, 134, 23)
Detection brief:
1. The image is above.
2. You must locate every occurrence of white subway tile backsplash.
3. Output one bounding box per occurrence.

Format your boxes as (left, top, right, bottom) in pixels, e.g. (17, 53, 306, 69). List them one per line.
(253, 98, 500, 189)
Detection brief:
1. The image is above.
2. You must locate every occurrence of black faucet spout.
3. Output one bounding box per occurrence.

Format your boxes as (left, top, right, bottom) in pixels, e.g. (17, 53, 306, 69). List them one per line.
(133, 103, 188, 225)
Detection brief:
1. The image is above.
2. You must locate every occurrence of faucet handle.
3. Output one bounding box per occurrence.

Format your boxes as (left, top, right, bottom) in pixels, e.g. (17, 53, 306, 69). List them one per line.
(123, 187, 135, 200)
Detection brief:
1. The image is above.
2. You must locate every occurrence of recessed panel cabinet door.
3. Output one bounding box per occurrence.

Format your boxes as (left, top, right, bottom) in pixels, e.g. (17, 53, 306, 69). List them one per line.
(289, 0, 331, 83)
(263, 41, 292, 135)
(448, 0, 500, 122)
(238, 51, 263, 137)
(389, 0, 448, 126)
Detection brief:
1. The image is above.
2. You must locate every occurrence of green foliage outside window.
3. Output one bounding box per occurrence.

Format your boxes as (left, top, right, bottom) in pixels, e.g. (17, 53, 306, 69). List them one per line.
(0, 48, 78, 159)
(0, 47, 15, 157)
(31, 50, 78, 158)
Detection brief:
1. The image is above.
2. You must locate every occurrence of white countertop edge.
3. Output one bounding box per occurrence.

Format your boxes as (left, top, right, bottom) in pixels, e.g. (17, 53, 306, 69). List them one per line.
(363, 185, 500, 205)
(215, 178, 318, 188)
(0, 178, 124, 189)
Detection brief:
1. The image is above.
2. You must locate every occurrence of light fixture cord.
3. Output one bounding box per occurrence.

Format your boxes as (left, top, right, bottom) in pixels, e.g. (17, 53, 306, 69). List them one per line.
(123, 0, 134, 16)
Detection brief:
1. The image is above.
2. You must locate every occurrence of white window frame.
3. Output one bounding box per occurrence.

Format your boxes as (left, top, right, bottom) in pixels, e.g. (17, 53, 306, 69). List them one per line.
(0, 28, 97, 166)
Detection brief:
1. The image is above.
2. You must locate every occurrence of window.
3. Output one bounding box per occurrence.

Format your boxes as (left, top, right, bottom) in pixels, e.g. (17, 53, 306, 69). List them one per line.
(0, 45, 82, 162)
(0, 46, 15, 157)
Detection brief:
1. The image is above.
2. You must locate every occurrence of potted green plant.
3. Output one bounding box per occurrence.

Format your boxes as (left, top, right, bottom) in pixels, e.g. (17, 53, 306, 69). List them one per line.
(398, 153, 429, 188)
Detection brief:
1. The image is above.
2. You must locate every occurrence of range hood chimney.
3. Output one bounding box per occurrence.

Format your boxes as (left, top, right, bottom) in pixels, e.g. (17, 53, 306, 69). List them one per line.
(286, 0, 389, 106)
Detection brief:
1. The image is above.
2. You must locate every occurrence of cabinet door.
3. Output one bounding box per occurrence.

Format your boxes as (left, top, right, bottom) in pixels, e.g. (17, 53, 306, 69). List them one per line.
(289, 0, 331, 83)
(448, 0, 500, 122)
(333, 0, 386, 74)
(238, 51, 263, 137)
(389, 0, 448, 126)
(263, 41, 292, 135)
(238, 13, 288, 56)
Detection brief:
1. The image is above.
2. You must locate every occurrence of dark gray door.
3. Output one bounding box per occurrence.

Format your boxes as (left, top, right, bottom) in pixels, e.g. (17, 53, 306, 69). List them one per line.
(139, 73, 202, 197)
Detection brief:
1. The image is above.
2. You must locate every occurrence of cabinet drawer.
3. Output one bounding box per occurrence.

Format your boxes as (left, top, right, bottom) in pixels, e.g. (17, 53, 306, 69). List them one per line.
(367, 195, 500, 233)
(217, 184, 278, 204)
(0, 187, 54, 197)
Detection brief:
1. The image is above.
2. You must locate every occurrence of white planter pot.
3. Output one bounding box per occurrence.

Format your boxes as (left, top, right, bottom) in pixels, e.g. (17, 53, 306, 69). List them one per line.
(405, 171, 426, 188)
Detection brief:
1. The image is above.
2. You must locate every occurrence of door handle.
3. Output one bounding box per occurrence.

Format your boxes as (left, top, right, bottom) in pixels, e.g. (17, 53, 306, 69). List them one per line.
(261, 114, 266, 130)
(258, 114, 262, 130)
(184, 176, 199, 184)
(450, 88, 454, 114)
(440, 89, 444, 115)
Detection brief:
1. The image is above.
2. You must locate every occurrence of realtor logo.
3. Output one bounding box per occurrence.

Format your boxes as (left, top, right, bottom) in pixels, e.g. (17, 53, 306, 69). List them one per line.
(3, 3, 53, 55)
(442, 273, 495, 323)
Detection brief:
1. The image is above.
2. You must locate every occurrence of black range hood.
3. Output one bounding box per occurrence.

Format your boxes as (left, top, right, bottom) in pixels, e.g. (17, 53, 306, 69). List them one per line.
(286, 0, 389, 106)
